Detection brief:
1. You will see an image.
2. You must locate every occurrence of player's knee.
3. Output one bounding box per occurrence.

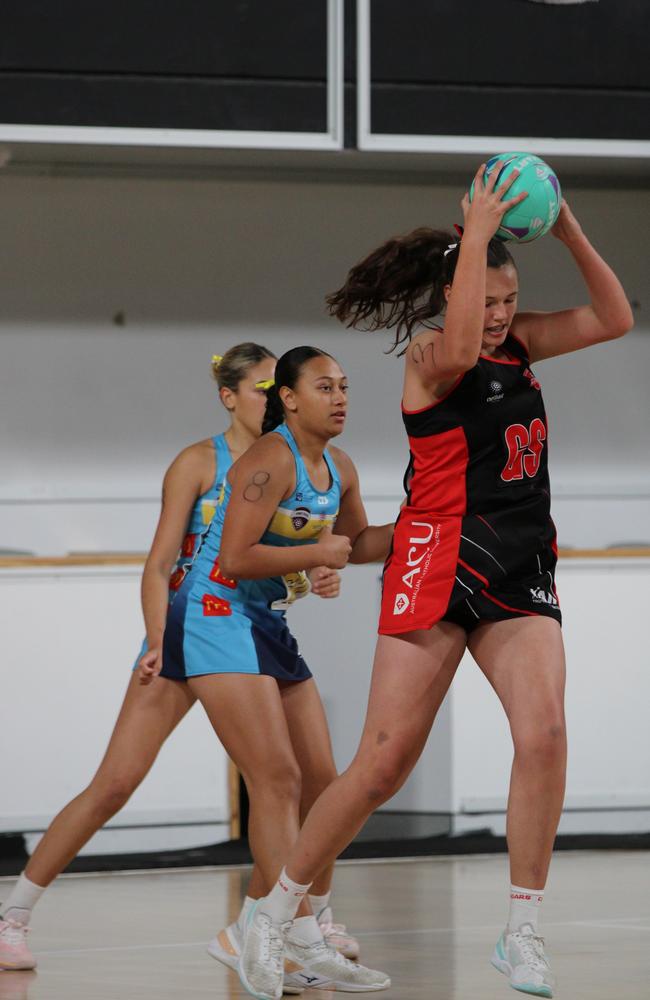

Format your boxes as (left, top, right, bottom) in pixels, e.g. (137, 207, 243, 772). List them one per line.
(247, 758, 303, 806)
(515, 717, 566, 766)
(89, 773, 142, 817)
(358, 751, 411, 806)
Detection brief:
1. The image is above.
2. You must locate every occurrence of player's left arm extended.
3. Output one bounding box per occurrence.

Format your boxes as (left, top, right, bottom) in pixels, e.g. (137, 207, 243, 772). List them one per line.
(512, 201, 634, 363)
(331, 448, 394, 564)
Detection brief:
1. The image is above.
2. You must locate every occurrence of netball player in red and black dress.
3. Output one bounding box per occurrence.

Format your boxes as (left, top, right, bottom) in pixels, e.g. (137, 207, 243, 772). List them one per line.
(241, 164, 634, 999)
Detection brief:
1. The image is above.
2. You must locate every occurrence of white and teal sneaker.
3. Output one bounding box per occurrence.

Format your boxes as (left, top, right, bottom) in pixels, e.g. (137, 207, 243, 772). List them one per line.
(238, 903, 287, 1000)
(491, 923, 555, 997)
(208, 920, 303, 995)
(283, 927, 390, 993)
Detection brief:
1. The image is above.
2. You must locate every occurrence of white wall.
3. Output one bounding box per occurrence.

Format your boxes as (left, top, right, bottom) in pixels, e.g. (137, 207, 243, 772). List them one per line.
(5, 559, 649, 843)
(450, 558, 650, 835)
(1, 170, 649, 842)
(1, 173, 648, 554)
(0, 565, 229, 853)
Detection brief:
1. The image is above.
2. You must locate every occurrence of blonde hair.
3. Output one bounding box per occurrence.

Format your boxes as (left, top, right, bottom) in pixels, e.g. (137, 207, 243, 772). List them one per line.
(211, 342, 276, 392)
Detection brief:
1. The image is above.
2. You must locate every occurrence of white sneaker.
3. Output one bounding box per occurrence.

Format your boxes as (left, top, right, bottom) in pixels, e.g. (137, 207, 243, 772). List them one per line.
(491, 923, 556, 997)
(208, 922, 241, 971)
(208, 921, 303, 995)
(238, 903, 287, 1000)
(284, 928, 390, 992)
(317, 906, 360, 960)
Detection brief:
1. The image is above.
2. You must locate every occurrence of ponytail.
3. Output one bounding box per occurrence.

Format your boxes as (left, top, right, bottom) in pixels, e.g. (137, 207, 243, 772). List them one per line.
(326, 227, 515, 355)
(261, 383, 285, 435)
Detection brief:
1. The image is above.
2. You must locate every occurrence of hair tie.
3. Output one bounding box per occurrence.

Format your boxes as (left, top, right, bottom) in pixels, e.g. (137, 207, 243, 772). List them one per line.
(255, 378, 275, 390)
(212, 354, 223, 368)
(443, 224, 465, 257)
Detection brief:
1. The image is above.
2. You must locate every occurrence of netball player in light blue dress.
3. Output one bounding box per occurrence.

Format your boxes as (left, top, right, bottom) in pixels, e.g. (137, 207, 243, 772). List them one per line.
(162, 346, 394, 996)
(0, 343, 347, 973)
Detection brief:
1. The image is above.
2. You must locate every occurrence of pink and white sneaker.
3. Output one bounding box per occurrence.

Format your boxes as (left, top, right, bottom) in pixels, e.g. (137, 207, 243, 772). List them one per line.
(0, 919, 36, 971)
(317, 907, 360, 960)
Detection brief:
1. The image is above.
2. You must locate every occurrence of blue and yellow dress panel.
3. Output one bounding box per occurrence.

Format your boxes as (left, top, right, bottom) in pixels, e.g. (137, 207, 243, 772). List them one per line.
(162, 423, 341, 681)
(133, 434, 232, 667)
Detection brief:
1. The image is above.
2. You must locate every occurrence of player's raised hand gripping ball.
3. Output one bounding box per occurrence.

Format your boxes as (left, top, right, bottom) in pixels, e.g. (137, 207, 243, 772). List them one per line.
(470, 152, 562, 243)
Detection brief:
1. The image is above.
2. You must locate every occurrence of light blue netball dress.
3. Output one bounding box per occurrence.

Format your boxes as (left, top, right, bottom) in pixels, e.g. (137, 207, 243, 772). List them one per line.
(162, 423, 341, 681)
(133, 434, 232, 666)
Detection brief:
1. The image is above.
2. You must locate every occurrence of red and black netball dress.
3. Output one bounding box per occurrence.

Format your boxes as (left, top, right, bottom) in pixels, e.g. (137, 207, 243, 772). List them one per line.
(379, 332, 561, 635)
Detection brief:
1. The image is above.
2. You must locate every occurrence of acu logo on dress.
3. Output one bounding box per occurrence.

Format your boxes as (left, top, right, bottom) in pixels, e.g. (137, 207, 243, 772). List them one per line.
(393, 593, 410, 615)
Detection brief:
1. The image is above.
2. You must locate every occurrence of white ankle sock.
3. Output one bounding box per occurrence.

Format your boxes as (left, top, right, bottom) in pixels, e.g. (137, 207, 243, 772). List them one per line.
(308, 891, 331, 919)
(264, 868, 312, 924)
(508, 884, 544, 933)
(237, 896, 256, 933)
(1, 873, 46, 925)
(289, 915, 323, 945)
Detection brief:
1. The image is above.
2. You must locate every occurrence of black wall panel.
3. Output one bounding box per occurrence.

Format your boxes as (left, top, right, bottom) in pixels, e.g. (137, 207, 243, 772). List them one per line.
(0, 1, 327, 77)
(0, 75, 326, 132)
(369, 0, 650, 141)
(0, 1, 329, 132)
(1, 0, 648, 142)
(372, 85, 649, 143)
(371, 0, 649, 89)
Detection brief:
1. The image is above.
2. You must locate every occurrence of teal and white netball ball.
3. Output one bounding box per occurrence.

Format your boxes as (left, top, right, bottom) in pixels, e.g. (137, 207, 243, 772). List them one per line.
(470, 152, 562, 243)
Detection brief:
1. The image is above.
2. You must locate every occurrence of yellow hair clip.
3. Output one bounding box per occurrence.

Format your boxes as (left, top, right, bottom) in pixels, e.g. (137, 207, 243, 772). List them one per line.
(255, 378, 275, 390)
(212, 354, 223, 367)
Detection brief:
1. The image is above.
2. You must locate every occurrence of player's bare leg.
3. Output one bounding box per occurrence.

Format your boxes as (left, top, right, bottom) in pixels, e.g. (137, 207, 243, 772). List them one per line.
(469, 616, 565, 997)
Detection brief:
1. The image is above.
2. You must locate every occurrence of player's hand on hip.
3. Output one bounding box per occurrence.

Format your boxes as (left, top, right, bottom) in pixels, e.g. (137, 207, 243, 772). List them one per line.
(138, 648, 162, 685)
(316, 525, 352, 570)
(462, 162, 528, 243)
(309, 566, 341, 599)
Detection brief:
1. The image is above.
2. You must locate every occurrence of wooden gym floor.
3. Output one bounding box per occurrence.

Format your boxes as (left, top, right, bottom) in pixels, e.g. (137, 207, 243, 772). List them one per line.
(1, 852, 648, 999)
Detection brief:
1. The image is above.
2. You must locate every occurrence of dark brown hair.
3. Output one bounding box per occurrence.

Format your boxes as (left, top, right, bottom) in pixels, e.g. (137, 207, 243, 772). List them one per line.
(262, 346, 334, 435)
(326, 228, 515, 355)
